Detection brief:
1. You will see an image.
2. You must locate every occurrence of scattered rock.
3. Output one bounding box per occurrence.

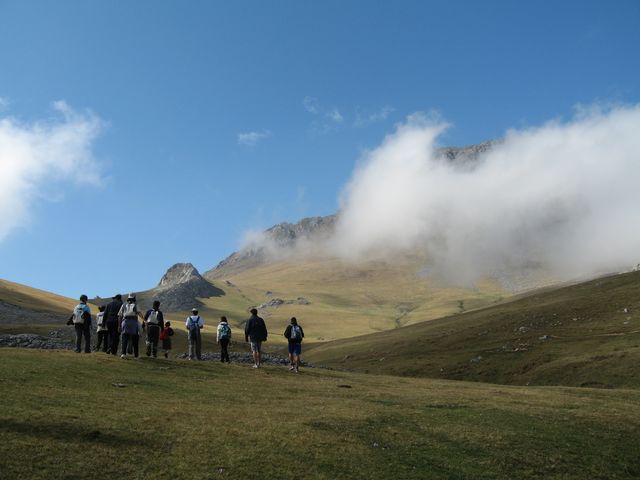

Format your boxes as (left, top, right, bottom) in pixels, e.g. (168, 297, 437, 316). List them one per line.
(0, 332, 73, 350)
(517, 326, 529, 333)
(112, 383, 127, 388)
(539, 335, 551, 340)
(175, 351, 314, 367)
(337, 384, 352, 389)
(470, 355, 483, 363)
(256, 297, 311, 309)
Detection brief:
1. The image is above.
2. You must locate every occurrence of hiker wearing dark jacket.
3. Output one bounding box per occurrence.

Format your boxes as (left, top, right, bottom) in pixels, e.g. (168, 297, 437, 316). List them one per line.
(103, 294, 123, 355)
(284, 317, 305, 373)
(143, 300, 165, 358)
(244, 308, 267, 368)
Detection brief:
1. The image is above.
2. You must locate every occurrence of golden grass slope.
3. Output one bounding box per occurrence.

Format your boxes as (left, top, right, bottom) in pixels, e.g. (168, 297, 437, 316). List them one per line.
(203, 256, 508, 343)
(0, 278, 79, 314)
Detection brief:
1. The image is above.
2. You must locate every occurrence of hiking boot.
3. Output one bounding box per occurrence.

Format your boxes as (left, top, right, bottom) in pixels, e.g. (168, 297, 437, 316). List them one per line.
(289, 365, 295, 371)
(120, 354, 126, 359)
(252, 364, 259, 368)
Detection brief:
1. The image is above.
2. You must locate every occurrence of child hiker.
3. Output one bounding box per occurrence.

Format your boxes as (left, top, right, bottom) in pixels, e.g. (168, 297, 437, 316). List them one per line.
(160, 321, 174, 358)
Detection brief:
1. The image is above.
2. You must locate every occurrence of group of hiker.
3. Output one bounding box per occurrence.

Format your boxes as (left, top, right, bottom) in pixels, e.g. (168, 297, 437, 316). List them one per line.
(68, 293, 306, 371)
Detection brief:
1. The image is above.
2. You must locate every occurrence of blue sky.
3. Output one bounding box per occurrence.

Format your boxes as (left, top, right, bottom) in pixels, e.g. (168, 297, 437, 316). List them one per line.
(0, 0, 639, 298)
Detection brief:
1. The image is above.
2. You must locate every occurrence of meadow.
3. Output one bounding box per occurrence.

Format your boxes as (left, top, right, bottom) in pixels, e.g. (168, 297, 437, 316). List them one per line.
(1, 349, 639, 480)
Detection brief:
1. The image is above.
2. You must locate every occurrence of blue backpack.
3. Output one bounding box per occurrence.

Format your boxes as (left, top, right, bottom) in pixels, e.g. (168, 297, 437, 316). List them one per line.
(219, 323, 231, 339)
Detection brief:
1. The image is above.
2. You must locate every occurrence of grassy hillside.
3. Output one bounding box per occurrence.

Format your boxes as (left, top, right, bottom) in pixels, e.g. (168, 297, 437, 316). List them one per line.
(0, 278, 79, 314)
(204, 256, 508, 343)
(1, 349, 639, 479)
(304, 270, 640, 388)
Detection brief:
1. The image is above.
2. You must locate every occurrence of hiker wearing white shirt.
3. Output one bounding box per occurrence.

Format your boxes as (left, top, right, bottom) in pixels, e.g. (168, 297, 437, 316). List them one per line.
(185, 308, 204, 360)
(95, 305, 108, 352)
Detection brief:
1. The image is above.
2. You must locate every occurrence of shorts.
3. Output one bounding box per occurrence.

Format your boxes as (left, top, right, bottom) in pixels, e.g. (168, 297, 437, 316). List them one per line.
(288, 342, 301, 355)
(250, 340, 262, 353)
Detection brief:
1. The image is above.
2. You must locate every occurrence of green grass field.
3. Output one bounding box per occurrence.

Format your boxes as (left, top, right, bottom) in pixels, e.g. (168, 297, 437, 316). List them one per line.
(1, 349, 639, 480)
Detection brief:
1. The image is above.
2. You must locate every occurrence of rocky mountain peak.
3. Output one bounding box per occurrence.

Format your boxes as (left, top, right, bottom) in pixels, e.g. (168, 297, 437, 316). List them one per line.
(157, 263, 203, 289)
(264, 215, 337, 248)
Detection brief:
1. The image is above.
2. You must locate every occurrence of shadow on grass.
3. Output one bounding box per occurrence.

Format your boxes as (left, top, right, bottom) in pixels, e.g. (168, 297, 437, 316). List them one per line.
(0, 419, 157, 447)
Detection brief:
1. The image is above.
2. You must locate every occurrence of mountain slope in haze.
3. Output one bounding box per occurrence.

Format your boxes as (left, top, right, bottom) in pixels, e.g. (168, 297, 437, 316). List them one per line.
(304, 270, 640, 388)
(206, 141, 497, 280)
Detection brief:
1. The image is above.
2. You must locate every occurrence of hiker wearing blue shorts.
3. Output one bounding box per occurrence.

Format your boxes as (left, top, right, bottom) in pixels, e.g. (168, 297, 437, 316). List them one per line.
(284, 317, 304, 373)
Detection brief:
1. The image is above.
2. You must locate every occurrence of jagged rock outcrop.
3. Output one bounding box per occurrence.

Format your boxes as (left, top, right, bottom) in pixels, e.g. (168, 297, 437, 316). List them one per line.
(143, 263, 223, 312)
(436, 140, 498, 167)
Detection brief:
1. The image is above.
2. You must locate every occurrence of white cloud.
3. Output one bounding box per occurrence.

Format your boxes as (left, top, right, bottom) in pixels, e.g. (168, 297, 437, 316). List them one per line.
(303, 96, 319, 114)
(0, 97, 8, 111)
(354, 106, 395, 127)
(237, 130, 271, 146)
(0, 101, 104, 241)
(326, 109, 344, 123)
(332, 105, 640, 285)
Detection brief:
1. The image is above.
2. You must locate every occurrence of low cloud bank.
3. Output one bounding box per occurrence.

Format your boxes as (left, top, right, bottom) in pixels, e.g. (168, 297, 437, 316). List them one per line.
(0, 101, 103, 241)
(332, 106, 640, 284)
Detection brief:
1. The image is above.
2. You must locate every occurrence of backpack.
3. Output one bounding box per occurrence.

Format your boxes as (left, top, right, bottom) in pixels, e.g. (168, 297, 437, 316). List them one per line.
(147, 310, 160, 325)
(96, 312, 105, 328)
(188, 316, 201, 331)
(123, 303, 137, 318)
(219, 322, 231, 339)
(73, 304, 86, 325)
(290, 324, 302, 341)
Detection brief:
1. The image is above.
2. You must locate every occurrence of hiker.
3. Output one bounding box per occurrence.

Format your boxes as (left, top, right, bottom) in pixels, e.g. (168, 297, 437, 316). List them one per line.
(95, 305, 108, 352)
(103, 294, 123, 355)
(69, 294, 92, 353)
(144, 300, 165, 358)
(185, 308, 204, 360)
(216, 316, 232, 363)
(160, 321, 174, 358)
(244, 308, 267, 368)
(284, 317, 305, 373)
(118, 293, 144, 358)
